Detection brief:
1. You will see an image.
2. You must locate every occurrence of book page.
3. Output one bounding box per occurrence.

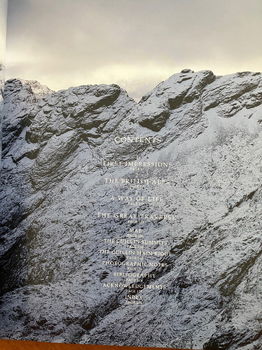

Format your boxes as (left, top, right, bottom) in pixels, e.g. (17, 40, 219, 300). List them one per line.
(1, 1, 262, 350)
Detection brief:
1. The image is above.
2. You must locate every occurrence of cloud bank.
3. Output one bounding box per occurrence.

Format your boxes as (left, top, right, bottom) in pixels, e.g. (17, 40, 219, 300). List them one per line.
(6, 0, 262, 99)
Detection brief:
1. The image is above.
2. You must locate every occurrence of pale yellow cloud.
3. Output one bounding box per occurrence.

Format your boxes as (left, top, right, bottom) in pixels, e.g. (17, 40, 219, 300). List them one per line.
(5, 0, 262, 99)
(0, 0, 7, 66)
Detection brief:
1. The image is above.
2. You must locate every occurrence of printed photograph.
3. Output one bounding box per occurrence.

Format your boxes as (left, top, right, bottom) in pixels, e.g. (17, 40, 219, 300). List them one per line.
(0, 1, 261, 349)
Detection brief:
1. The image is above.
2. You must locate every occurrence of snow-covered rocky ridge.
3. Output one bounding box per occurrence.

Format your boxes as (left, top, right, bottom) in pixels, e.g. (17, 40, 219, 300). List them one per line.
(0, 70, 262, 350)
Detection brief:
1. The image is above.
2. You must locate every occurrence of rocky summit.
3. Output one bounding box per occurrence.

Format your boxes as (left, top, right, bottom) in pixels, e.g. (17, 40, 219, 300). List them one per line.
(0, 70, 262, 350)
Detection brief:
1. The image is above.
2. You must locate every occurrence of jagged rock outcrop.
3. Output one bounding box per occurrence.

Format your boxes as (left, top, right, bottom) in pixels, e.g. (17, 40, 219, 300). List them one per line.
(0, 71, 261, 350)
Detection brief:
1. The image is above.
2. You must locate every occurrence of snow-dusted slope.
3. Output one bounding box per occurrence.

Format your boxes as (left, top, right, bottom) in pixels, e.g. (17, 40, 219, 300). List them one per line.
(0, 71, 262, 350)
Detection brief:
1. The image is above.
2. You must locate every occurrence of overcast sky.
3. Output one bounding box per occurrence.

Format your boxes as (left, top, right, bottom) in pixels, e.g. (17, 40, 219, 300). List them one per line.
(0, 0, 7, 68)
(5, 0, 262, 99)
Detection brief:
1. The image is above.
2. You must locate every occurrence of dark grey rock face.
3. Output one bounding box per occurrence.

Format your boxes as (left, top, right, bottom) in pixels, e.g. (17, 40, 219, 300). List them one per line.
(0, 71, 262, 350)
